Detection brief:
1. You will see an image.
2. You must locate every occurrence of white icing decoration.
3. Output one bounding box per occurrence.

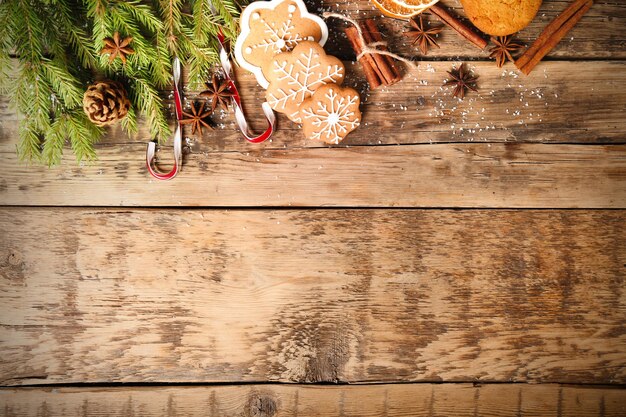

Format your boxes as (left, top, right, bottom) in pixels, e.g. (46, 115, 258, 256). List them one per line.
(301, 89, 360, 144)
(288, 4, 296, 12)
(245, 47, 253, 54)
(250, 15, 307, 55)
(267, 47, 344, 122)
(235, 0, 329, 89)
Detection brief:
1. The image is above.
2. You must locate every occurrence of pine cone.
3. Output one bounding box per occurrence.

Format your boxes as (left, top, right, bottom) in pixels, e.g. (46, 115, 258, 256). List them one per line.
(83, 80, 130, 126)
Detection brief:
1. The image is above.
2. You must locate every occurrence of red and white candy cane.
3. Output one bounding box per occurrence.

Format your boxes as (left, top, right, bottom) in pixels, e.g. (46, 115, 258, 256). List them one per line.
(217, 32, 275, 143)
(146, 57, 184, 181)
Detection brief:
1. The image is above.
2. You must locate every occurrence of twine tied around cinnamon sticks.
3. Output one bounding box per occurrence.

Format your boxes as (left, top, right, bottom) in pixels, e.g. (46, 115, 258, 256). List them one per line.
(323, 12, 415, 65)
(323, 12, 414, 89)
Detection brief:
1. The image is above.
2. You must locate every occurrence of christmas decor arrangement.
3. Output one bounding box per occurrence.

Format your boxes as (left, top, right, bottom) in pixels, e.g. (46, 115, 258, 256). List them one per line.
(370, 0, 594, 76)
(0, 0, 241, 166)
(235, 0, 363, 144)
(83, 80, 131, 126)
(0, 0, 597, 175)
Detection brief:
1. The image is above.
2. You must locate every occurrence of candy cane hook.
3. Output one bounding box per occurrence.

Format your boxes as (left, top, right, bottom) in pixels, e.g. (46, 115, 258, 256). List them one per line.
(217, 32, 275, 143)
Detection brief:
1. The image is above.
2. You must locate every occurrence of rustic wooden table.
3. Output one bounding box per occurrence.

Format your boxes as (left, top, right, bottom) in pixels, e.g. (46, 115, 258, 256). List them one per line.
(1, 0, 625, 415)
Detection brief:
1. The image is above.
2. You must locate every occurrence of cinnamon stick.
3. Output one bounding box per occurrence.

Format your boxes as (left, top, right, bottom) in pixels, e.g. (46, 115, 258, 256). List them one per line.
(516, 0, 593, 75)
(344, 20, 402, 89)
(358, 25, 395, 85)
(362, 19, 402, 84)
(429, 3, 488, 50)
(345, 26, 382, 89)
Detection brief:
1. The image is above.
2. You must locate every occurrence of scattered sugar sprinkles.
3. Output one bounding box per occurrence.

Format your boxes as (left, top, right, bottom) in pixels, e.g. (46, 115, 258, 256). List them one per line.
(361, 60, 557, 143)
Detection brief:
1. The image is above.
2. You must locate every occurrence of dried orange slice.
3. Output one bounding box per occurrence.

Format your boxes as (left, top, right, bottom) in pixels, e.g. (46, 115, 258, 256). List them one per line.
(371, 0, 432, 19)
(394, 0, 440, 8)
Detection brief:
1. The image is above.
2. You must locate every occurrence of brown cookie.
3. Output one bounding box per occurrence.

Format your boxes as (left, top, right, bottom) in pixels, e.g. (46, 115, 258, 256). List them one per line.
(234, 0, 328, 88)
(265, 41, 345, 123)
(299, 84, 361, 144)
(460, 0, 542, 36)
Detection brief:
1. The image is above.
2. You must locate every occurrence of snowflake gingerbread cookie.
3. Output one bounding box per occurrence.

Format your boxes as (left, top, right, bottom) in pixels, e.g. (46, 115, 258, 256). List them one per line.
(265, 41, 345, 123)
(235, 0, 329, 88)
(299, 84, 361, 145)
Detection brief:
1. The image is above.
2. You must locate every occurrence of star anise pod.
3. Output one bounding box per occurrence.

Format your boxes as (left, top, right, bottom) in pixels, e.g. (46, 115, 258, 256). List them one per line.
(489, 35, 524, 68)
(101, 32, 135, 65)
(404, 15, 443, 55)
(444, 63, 478, 99)
(180, 101, 213, 136)
(199, 73, 234, 112)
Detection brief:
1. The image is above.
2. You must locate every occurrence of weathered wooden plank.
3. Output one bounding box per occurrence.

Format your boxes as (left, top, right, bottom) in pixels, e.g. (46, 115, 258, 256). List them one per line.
(1, 209, 624, 385)
(3, 61, 625, 152)
(0, 142, 624, 207)
(1, 384, 625, 416)
(321, 0, 626, 59)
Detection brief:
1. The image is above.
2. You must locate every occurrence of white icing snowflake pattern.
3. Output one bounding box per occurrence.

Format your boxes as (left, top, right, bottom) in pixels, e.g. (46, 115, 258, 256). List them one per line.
(247, 12, 313, 55)
(267, 43, 344, 122)
(301, 87, 360, 144)
(235, 0, 329, 88)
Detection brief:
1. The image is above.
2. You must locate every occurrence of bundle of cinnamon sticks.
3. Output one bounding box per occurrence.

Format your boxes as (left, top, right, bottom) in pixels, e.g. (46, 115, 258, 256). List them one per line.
(345, 19, 402, 89)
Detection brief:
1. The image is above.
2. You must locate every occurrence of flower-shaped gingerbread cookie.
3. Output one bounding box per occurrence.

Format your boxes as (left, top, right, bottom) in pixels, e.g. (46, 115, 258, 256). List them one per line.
(265, 41, 345, 122)
(299, 84, 361, 144)
(235, 0, 328, 88)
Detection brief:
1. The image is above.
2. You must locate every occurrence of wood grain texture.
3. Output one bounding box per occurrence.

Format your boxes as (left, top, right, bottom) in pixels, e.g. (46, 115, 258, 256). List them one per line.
(1, 142, 624, 207)
(1, 209, 624, 385)
(1, 384, 625, 416)
(320, 0, 626, 59)
(2, 61, 625, 208)
(4, 61, 625, 152)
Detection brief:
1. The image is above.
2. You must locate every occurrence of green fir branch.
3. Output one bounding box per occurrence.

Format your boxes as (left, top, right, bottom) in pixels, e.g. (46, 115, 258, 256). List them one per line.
(117, 1, 163, 33)
(66, 110, 103, 163)
(4, 0, 246, 165)
(158, 0, 185, 56)
(151, 32, 172, 88)
(0, 3, 13, 92)
(129, 75, 170, 142)
(11, 62, 52, 133)
(55, 1, 98, 69)
(17, 122, 43, 164)
(11, 0, 45, 63)
(120, 102, 138, 136)
(40, 58, 84, 108)
(42, 116, 69, 167)
(210, 0, 241, 38)
(191, 0, 212, 44)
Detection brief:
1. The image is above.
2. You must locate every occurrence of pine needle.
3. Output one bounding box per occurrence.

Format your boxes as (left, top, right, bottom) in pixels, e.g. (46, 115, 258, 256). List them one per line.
(3, 0, 246, 166)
